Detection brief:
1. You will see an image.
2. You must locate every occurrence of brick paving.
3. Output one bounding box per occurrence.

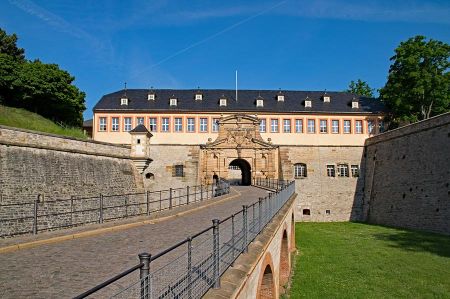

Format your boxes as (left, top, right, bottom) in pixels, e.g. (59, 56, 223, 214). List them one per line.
(0, 186, 269, 299)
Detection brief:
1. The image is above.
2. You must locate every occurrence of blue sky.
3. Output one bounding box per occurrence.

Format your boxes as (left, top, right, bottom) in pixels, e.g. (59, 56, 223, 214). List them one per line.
(1, 0, 449, 119)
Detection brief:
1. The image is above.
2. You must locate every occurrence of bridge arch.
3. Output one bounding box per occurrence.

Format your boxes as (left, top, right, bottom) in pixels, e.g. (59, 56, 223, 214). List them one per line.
(279, 229, 290, 289)
(256, 253, 277, 299)
(229, 158, 251, 185)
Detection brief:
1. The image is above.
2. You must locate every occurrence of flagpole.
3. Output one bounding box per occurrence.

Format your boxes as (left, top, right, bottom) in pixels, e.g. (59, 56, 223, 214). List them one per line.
(235, 70, 238, 102)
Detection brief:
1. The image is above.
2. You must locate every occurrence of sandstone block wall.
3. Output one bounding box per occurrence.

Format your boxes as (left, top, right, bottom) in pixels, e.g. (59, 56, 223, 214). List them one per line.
(143, 145, 200, 191)
(363, 113, 450, 235)
(279, 146, 365, 222)
(0, 126, 144, 236)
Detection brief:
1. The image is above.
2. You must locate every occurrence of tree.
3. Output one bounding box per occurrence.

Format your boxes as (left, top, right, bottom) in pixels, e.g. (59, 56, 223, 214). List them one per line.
(346, 79, 374, 97)
(380, 36, 450, 124)
(0, 28, 86, 126)
(13, 60, 86, 126)
(0, 28, 25, 62)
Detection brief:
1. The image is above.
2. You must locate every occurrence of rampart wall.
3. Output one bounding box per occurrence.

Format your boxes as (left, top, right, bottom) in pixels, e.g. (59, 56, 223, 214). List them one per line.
(363, 113, 450, 235)
(0, 126, 143, 204)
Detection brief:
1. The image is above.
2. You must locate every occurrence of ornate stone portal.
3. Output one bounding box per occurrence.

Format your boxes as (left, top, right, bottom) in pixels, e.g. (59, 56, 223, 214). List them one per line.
(200, 114, 279, 185)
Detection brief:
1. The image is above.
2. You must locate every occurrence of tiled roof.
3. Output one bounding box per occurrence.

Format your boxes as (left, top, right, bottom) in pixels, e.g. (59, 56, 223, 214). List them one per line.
(130, 124, 150, 133)
(94, 89, 386, 114)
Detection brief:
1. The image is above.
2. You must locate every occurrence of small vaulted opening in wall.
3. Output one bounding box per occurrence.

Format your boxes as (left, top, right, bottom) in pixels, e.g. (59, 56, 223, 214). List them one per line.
(229, 159, 251, 186)
(258, 264, 275, 299)
(279, 230, 290, 291)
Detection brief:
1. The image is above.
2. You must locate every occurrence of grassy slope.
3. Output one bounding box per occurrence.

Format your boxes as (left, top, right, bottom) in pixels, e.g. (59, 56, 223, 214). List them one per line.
(290, 222, 450, 299)
(0, 105, 86, 139)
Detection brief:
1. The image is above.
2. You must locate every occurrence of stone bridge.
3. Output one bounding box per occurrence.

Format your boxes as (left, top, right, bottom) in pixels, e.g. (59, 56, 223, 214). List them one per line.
(0, 185, 297, 298)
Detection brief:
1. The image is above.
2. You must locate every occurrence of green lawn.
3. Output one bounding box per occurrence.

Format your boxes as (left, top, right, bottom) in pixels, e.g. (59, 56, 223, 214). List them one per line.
(289, 222, 450, 299)
(0, 105, 86, 139)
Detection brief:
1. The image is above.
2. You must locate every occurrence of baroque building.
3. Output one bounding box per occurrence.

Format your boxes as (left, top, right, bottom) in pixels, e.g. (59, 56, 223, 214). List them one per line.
(92, 89, 386, 221)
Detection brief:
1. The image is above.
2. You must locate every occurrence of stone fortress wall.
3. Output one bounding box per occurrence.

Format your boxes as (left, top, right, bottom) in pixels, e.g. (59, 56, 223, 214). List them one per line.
(0, 125, 143, 204)
(362, 112, 450, 235)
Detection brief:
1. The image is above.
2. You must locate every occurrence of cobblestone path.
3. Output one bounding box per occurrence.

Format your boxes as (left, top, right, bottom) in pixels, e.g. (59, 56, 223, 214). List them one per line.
(0, 186, 269, 299)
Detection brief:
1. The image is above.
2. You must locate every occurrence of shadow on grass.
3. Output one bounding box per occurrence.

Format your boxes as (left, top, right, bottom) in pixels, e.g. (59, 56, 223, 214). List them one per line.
(373, 229, 450, 258)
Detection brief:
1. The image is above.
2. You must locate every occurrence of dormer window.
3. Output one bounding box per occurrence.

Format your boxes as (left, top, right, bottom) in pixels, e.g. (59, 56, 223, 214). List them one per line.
(219, 98, 227, 107)
(323, 96, 331, 102)
(148, 93, 155, 101)
(195, 94, 203, 101)
(121, 97, 128, 105)
(305, 100, 312, 108)
(352, 100, 359, 109)
(256, 99, 264, 107)
(277, 95, 285, 102)
(170, 98, 177, 106)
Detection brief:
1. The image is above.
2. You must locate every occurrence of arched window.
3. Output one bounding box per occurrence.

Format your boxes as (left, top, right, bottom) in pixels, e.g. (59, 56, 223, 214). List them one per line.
(294, 163, 307, 178)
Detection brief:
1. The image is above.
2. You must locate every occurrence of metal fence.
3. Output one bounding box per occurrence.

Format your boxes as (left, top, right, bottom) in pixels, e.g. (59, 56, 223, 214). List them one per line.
(0, 180, 230, 238)
(75, 179, 295, 299)
(253, 177, 290, 190)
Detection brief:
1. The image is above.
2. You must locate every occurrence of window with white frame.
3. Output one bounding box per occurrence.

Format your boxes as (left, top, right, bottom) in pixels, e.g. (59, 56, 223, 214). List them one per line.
(260, 119, 266, 133)
(337, 164, 349, 177)
(136, 117, 144, 125)
(307, 119, 315, 133)
(112, 117, 119, 132)
(124, 117, 132, 132)
(170, 98, 177, 106)
(327, 165, 335, 177)
(294, 163, 307, 178)
(305, 100, 312, 107)
(187, 118, 195, 132)
(277, 95, 284, 102)
(343, 120, 351, 133)
(271, 119, 279, 133)
(219, 98, 227, 106)
(200, 118, 208, 132)
(320, 120, 328, 133)
(121, 97, 128, 105)
(99, 117, 107, 131)
(149, 118, 157, 132)
(195, 94, 202, 101)
(162, 117, 170, 132)
(148, 93, 155, 101)
(256, 99, 264, 107)
(295, 119, 303, 133)
(174, 117, 183, 132)
(283, 119, 291, 133)
(332, 120, 339, 133)
(351, 165, 359, 177)
(212, 118, 219, 132)
(355, 120, 363, 134)
(368, 120, 375, 134)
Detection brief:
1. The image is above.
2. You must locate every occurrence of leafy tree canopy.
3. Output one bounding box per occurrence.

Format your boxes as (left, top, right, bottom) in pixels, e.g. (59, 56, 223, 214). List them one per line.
(346, 79, 374, 97)
(0, 28, 25, 62)
(0, 28, 85, 127)
(380, 35, 450, 124)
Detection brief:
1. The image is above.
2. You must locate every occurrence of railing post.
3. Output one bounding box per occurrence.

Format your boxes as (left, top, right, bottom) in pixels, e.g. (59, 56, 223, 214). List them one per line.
(243, 205, 248, 253)
(146, 191, 150, 216)
(212, 219, 220, 289)
(70, 196, 74, 227)
(187, 186, 190, 205)
(169, 188, 173, 209)
(231, 214, 235, 265)
(138, 252, 151, 299)
(99, 194, 103, 224)
(258, 198, 263, 232)
(187, 237, 192, 299)
(200, 184, 203, 201)
(33, 195, 40, 235)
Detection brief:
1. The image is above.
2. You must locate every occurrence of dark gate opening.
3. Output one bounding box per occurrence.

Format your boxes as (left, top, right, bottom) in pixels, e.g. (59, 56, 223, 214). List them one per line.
(229, 159, 251, 186)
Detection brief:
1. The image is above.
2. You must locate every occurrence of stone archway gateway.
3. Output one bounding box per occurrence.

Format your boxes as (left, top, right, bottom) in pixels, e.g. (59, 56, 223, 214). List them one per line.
(200, 114, 279, 185)
(229, 158, 251, 185)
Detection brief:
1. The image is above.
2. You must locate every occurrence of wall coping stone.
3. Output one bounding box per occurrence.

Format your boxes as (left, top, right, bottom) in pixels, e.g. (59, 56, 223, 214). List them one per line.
(365, 112, 450, 146)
